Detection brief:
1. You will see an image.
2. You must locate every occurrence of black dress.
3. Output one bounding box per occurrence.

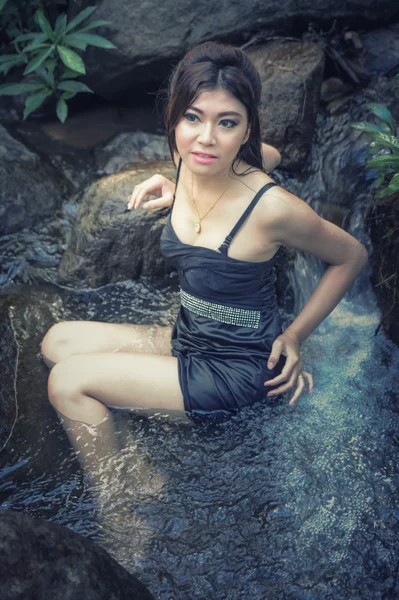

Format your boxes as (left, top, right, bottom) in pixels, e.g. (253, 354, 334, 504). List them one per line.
(160, 157, 287, 420)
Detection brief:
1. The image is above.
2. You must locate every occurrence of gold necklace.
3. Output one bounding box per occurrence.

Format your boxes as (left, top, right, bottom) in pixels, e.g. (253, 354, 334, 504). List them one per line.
(190, 175, 229, 234)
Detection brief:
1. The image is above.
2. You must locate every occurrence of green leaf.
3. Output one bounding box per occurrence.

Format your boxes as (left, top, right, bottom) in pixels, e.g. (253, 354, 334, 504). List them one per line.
(60, 68, 81, 79)
(23, 88, 53, 119)
(78, 20, 110, 33)
(13, 33, 37, 43)
(375, 184, 399, 200)
(374, 175, 385, 187)
(380, 173, 399, 195)
(64, 37, 88, 51)
(54, 13, 68, 40)
(0, 82, 47, 96)
(56, 97, 68, 122)
(365, 154, 399, 169)
(367, 132, 399, 153)
(0, 0, 9, 10)
(61, 91, 77, 100)
(369, 140, 391, 152)
(0, 54, 19, 64)
(57, 45, 86, 74)
(365, 102, 396, 134)
(36, 64, 55, 89)
(0, 54, 27, 75)
(35, 9, 55, 41)
(350, 121, 389, 135)
(65, 32, 116, 49)
(382, 229, 394, 238)
(45, 58, 57, 72)
(64, 6, 97, 34)
(24, 46, 55, 75)
(58, 80, 93, 94)
(22, 34, 50, 53)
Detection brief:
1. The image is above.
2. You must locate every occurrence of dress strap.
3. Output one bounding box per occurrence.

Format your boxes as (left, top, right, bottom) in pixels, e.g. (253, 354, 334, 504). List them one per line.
(217, 181, 278, 255)
(172, 156, 183, 204)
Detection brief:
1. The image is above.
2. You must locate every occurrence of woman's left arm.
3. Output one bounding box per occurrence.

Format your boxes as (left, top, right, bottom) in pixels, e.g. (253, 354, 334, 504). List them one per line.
(263, 186, 369, 403)
(271, 187, 368, 342)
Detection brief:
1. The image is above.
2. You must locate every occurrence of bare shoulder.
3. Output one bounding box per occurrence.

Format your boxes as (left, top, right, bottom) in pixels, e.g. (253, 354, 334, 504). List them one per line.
(232, 160, 275, 192)
(256, 183, 314, 245)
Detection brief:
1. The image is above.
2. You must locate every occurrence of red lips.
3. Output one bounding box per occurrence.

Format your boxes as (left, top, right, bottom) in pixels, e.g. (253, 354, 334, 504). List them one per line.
(192, 151, 217, 158)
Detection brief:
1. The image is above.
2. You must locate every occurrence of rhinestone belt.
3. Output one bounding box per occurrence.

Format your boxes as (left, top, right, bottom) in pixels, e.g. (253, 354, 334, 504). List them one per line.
(180, 289, 261, 329)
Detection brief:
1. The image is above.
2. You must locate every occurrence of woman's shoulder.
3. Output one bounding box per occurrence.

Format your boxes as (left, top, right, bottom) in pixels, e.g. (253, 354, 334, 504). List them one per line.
(232, 159, 275, 189)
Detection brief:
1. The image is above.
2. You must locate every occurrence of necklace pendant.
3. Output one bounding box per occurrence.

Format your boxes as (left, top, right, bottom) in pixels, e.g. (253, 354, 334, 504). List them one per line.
(195, 222, 201, 234)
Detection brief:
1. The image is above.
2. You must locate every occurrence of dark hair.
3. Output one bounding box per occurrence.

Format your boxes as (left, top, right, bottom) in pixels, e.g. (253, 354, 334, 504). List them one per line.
(162, 41, 265, 176)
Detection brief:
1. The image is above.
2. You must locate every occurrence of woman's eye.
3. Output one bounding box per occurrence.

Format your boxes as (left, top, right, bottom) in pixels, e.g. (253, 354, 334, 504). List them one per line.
(183, 113, 237, 128)
(220, 119, 237, 128)
(183, 113, 198, 122)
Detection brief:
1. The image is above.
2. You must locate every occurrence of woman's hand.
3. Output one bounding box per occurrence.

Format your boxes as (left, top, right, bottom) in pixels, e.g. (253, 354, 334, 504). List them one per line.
(263, 328, 314, 406)
(126, 174, 176, 211)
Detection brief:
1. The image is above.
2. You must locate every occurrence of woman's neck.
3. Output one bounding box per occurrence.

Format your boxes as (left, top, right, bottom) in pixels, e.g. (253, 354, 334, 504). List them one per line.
(180, 162, 244, 205)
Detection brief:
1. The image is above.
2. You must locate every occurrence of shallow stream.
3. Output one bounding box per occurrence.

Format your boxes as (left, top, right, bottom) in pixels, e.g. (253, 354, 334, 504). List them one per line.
(1, 244, 398, 599)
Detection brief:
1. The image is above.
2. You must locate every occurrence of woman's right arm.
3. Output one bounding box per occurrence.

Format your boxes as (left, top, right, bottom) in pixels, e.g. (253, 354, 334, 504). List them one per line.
(261, 143, 281, 172)
(126, 173, 175, 211)
(126, 152, 179, 212)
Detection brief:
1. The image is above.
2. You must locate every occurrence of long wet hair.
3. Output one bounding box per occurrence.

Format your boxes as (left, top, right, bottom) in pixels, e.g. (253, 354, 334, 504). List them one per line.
(163, 41, 265, 176)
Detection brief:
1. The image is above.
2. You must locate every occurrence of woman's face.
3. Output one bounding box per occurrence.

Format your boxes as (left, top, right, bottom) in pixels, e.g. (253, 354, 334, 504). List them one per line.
(174, 88, 250, 175)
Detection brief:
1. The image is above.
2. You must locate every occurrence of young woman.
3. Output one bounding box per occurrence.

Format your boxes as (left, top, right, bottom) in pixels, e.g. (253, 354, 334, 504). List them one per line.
(41, 41, 368, 431)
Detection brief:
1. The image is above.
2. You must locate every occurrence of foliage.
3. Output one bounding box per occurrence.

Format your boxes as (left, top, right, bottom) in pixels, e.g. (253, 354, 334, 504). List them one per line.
(350, 75, 399, 201)
(0, 0, 67, 42)
(351, 75, 399, 339)
(0, 3, 116, 122)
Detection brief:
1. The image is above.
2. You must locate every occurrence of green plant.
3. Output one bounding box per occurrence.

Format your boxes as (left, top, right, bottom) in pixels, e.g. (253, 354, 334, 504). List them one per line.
(351, 75, 399, 339)
(0, 0, 67, 42)
(0, 4, 116, 122)
(350, 78, 399, 201)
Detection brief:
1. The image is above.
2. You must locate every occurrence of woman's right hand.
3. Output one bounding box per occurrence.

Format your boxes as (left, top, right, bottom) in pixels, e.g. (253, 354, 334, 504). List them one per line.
(126, 174, 176, 211)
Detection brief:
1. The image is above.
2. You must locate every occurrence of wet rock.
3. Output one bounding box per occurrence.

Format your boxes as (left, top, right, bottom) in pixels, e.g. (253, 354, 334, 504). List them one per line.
(0, 297, 19, 453)
(362, 23, 399, 76)
(0, 126, 71, 236)
(68, 0, 398, 98)
(58, 161, 176, 288)
(95, 131, 170, 175)
(0, 510, 155, 600)
(368, 190, 399, 346)
(248, 41, 325, 171)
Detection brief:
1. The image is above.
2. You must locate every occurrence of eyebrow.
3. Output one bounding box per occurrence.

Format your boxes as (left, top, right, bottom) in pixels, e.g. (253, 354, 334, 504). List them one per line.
(188, 105, 243, 118)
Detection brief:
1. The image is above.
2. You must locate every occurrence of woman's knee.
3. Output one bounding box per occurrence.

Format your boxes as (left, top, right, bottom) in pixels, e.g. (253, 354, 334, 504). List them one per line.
(47, 356, 81, 412)
(41, 321, 76, 368)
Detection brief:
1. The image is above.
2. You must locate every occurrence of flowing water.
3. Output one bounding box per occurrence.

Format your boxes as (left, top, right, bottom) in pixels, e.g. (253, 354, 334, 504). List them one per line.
(1, 223, 398, 599)
(1, 105, 399, 597)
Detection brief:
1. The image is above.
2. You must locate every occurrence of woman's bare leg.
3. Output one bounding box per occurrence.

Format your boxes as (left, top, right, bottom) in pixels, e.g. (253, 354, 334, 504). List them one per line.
(40, 320, 174, 369)
(42, 323, 184, 489)
(47, 349, 187, 466)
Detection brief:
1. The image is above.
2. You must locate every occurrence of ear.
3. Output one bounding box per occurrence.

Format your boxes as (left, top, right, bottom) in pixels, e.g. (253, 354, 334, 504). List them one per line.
(242, 128, 250, 145)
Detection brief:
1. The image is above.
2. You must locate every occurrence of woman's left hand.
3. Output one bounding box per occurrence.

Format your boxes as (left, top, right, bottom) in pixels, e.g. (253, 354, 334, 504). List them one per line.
(263, 328, 314, 406)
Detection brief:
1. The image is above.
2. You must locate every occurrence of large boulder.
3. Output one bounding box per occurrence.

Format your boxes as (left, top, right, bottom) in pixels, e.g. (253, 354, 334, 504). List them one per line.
(0, 126, 70, 236)
(362, 22, 399, 76)
(248, 41, 325, 170)
(94, 132, 170, 175)
(69, 0, 397, 98)
(58, 161, 176, 288)
(0, 510, 155, 600)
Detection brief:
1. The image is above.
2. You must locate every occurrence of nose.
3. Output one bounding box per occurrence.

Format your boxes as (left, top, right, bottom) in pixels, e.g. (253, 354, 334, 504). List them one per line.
(197, 122, 216, 146)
